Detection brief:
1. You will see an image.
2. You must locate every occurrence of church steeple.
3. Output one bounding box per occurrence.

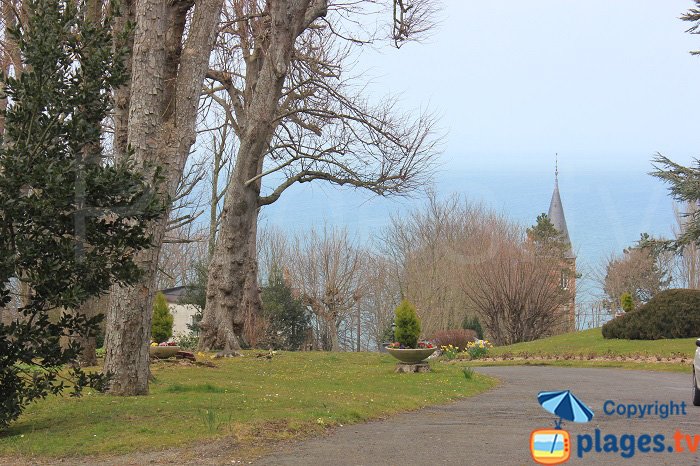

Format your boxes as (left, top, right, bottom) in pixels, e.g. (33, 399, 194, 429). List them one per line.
(548, 155, 574, 258)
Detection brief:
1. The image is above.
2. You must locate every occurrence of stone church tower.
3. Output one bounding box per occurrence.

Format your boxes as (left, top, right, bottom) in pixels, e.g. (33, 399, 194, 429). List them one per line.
(548, 163, 576, 332)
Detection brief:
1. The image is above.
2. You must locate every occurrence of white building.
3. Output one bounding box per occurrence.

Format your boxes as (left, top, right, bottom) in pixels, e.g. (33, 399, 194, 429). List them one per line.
(159, 286, 201, 336)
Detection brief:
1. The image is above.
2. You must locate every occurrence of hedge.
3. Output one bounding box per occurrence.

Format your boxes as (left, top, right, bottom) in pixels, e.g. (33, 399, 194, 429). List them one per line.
(602, 289, 700, 340)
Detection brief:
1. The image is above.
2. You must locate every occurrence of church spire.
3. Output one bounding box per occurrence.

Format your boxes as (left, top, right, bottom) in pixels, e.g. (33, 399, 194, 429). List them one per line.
(548, 156, 574, 258)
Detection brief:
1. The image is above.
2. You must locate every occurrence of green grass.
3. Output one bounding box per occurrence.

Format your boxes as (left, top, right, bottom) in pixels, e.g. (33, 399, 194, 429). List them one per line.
(490, 328, 697, 358)
(0, 352, 496, 459)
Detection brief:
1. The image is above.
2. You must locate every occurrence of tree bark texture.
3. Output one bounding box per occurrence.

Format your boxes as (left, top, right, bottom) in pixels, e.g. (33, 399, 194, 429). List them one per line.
(199, 0, 328, 352)
(104, 0, 224, 395)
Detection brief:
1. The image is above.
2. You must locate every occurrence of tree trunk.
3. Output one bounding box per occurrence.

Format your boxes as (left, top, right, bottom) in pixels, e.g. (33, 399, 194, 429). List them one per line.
(104, 220, 166, 394)
(104, 0, 223, 395)
(112, 0, 135, 160)
(198, 165, 258, 353)
(241, 215, 263, 345)
(199, 0, 328, 352)
(70, 295, 110, 367)
(75, 333, 97, 367)
(328, 320, 340, 352)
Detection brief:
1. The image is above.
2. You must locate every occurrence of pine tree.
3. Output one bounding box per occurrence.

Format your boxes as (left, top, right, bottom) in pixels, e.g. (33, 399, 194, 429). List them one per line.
(151, 293, 174, 343)
(0, 0, 163, 429)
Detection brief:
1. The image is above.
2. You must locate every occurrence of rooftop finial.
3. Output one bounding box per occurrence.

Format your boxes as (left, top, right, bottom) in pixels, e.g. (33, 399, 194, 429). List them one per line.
(555, 153, 559, 185)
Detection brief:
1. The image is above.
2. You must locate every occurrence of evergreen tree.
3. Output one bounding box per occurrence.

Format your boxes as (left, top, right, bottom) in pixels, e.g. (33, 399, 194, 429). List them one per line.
(394, 300, 421, 348)
(151, 293, 174, 343)
(526, 213, 567, 256)
(261, 266, 309, 350)
(0, 0, 163, 429)
(651, 155, 700, 248)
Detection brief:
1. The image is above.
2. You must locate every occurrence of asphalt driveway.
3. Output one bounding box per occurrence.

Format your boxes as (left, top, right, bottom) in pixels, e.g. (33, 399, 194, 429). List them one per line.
(255, 366, 700, 465)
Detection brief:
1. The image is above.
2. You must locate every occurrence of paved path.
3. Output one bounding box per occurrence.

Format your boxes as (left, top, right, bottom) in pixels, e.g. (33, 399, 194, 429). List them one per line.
(255, 366, 700, 465)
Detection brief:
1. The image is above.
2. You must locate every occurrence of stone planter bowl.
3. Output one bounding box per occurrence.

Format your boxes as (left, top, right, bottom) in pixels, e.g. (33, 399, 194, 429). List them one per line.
(386, 347, 436, 364)
(149, 345, 181, 359)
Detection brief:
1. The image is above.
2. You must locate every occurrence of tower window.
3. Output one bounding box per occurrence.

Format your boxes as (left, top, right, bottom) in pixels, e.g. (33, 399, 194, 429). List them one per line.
(560, 270, 570, 290)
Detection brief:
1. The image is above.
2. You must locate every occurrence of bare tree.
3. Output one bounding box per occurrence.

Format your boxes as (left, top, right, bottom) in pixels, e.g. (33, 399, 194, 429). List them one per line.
(461, 234, 571, 346)
(288, 226, 365, 351)
(198, 0, 441, 352)
(258, 225, 291, 283)
(601, 242, 671, 311)
(379, 194, 514, 337)
(205, 123, 235, 257)
(361, 253, 400, 350)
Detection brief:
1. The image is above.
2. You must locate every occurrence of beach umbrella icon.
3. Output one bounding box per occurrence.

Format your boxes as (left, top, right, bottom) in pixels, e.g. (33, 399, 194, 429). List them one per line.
(537, 390, 594, 425)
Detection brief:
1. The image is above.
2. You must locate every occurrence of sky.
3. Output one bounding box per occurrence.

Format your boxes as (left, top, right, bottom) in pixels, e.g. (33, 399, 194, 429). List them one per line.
(261, 1, 700, 301)
(352, 0, 700, 172)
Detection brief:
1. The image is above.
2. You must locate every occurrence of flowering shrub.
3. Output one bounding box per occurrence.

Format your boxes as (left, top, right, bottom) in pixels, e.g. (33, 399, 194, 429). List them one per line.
(441, 344, 460, 360)
(388, 341, 435, 349)
(466, 340, 493, 359)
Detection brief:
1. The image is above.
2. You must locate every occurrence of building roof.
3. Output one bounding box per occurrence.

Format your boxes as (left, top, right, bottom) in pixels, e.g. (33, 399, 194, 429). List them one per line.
(159, 285, 189, 304)
(548, 168, 575, 259)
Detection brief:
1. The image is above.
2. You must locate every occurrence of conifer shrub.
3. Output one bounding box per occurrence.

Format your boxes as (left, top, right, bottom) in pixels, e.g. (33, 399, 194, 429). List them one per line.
(620, 292, 634, 313)
(394, 300, 421, 348)
(602, 289, 700, 339)
(152, 293, 174, 343)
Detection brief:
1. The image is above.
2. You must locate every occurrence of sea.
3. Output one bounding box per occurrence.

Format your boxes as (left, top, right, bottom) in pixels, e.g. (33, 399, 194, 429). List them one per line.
(260, 154, 682, 310)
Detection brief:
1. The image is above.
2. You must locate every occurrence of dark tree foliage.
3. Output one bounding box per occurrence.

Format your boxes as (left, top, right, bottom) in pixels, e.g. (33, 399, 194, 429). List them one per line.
(682, 1, 700, 55)
(651, 155, 700, 248)
(260, 266, 310, 350)
(526, 213, 567, 256)
(461, 314, 484, 340)
(0, 0, 163, 429)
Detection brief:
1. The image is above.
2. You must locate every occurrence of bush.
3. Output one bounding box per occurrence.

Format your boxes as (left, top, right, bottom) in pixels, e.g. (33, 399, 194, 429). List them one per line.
(433, 329, 477, 351)
(152, 293, 174, 343)
(602, 289, 700, 339)
(394, 300, 421, 348)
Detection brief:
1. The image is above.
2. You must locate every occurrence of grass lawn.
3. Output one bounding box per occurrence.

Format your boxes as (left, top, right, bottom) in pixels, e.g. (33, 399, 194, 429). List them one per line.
(0, 351, 496, 460)
(489, 328, 698, 358)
